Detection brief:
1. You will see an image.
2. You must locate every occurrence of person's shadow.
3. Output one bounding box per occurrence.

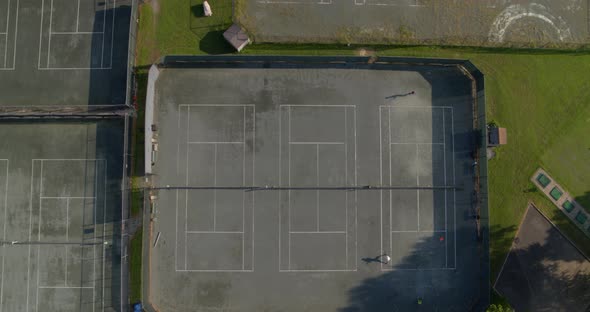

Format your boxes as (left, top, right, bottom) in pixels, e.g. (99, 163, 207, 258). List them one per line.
(362, 254, 388, 264)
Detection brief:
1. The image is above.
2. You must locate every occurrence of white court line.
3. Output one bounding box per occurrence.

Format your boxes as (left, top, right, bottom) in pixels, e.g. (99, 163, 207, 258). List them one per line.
(35, 161, 44, 312)
(0, 0, 19, 70)
(187, 141, 243, 144)
(280, 104, 356, 107)
(174, 190, 178, 271)
(279, 269, 354, 272)
(289, 142, 344, 145)
(250, 106, 256, 272)
(35, 159, 105, 161)
(353, 107, 358, 270)
(278, 106, 282, 270)
(288, 106, 291, 270)
(380, 105, 452, 109)
(383, 267, 456, 271)
(102, 161, 107, 312)
(290, 231, 345, 234)
(176, 269, 254, 272)
(46, 0, 53, 68)
(38, 286, 93, 289)
(50, 32, 103, 35)
(107, 0, 116, 69)
(39, 0, 114, 70)
(92, 182, 97, 312)
(389, 142, 444, 145)
(391, 230, 446, 233)
(99, 0, 107, 68)
(25, 161, 35, 312)
(451, 109, 457, 269)
(416, 144, 420, 231)
(282, 105, 356, 272)
(75, 0, 80, 32)
(179, 104, 256, 107)
(316, 144, 319, 232)
(65, 199, 69, 287)
(2, 0, 10, 68)
(242, 107, 246, 271)
(186, 231, 243, 234)
(0, 160, 8, 312)
(185, 107, 189, 270)
(344, 108, 348, 269)
(379, 107, 383, 271)
(40, 196, 95, 199)
(443, 109, 448, 268)
(213, 144, 217, 232)
(178, 105, 255, 272)
(388, 107, 393, 258)
(366, 2, 425, 6)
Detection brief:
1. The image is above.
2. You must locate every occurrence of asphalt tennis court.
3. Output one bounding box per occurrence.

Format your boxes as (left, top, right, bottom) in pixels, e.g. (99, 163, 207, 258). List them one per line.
(237, 0, 589, 46)
(495, 204, 590, 312)
(0, 0, 132, 107)
(145, 57, 490, 311)
(0, 120, 126, 312)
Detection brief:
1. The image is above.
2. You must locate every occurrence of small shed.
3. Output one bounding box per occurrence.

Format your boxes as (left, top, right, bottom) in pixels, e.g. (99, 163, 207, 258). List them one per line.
(223, 24, 250, 52)
(488, 126, 507, 146)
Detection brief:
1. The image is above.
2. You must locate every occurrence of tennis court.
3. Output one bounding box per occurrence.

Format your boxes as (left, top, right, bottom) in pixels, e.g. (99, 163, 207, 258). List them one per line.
(0, 120, 126, 312)
(0, 0, 133, 107)
(144, 57, 490, 311)
(0, 1, 133, 311)
(236, 0, 589, 46)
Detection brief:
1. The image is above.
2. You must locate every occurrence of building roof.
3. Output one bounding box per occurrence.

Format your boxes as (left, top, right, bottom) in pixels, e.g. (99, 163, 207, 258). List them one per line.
(488, 127, 507, 146)
(223, 24, 250, 52)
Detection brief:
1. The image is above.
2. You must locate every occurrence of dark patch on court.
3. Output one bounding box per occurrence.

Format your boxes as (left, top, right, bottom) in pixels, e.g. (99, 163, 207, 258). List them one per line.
(145, 56, 490, 311)
(0, 0, 133, 108)
(495, 204, 590, 312)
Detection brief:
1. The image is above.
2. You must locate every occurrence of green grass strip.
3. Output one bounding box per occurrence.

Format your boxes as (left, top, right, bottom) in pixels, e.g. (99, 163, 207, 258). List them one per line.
(129, 229, 143, 304)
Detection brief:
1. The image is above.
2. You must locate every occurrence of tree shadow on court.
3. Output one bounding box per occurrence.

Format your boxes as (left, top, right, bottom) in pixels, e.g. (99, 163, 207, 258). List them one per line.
(87, 3, 132, 108)
(340, 226, 489, 312)
(88, 3, 132, 311)
(493, 207, 590, 311)
(338, 61, 492, 312)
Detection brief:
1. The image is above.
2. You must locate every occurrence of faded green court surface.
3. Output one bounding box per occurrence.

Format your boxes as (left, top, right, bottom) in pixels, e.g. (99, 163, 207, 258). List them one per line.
(0, 120, 125, 312)
(146, 58, 489, 311)
(0, 0, 132, 107)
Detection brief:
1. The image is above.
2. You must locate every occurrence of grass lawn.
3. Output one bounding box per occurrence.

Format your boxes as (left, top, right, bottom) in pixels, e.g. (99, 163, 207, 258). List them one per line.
(133, 0, 590, 306)
(541, 107, 590, 210)
(129, 228, 143, 304)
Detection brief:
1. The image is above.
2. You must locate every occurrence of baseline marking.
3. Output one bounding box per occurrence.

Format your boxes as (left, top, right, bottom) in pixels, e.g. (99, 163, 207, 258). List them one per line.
(0, 160, 8, 312)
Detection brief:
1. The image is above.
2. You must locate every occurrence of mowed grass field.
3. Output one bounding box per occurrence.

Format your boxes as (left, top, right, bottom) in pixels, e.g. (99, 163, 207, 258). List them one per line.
(134, 0, 590, 301)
